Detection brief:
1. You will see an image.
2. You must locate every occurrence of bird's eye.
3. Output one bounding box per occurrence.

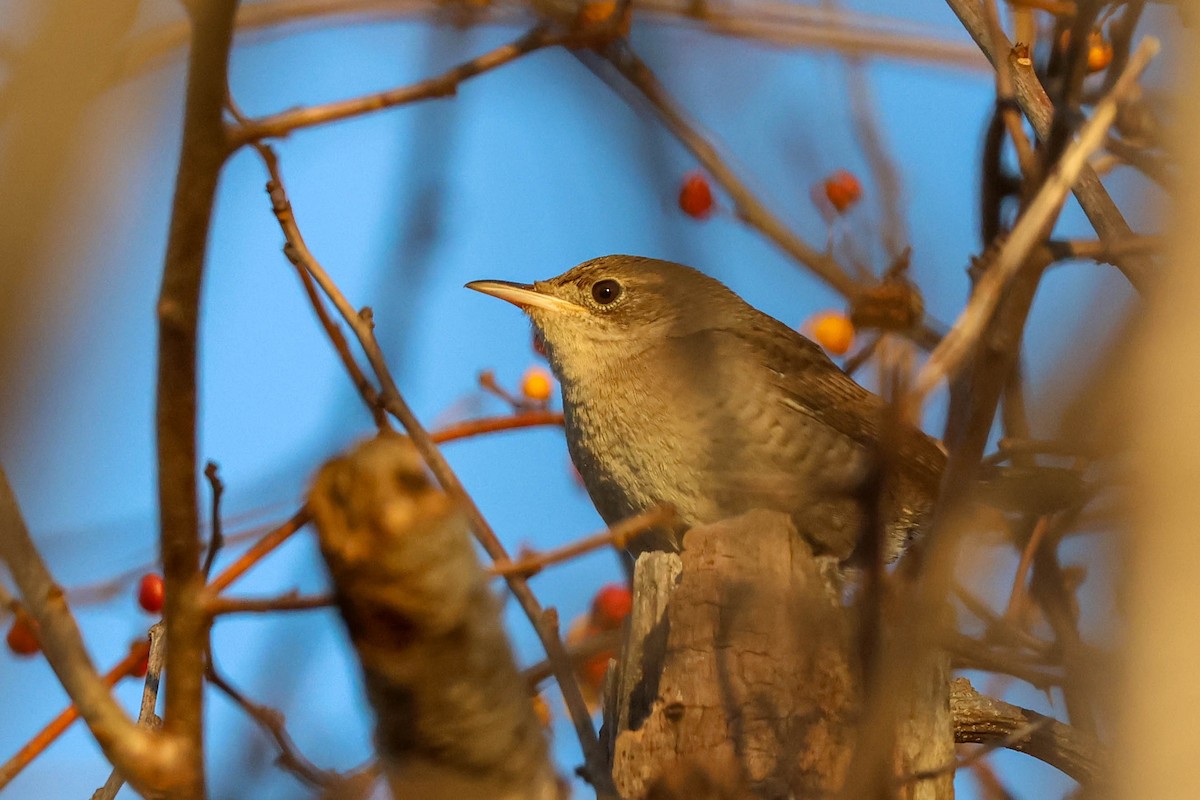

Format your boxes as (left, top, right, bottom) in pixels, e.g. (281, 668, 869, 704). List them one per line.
(591, 279, 623, 305)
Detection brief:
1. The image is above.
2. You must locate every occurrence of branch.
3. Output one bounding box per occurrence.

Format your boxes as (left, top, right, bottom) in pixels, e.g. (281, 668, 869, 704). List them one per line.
(232, 25, 588, 143)
(490, 504, 675, 578)
(257, 147, 615, 795)
(154, 2, 239, 797)
(91, 624, 167, 800)
(113, 0, 986, 86)
(950, 678, 1104, 784)
(206, 591, 333, 615)
(0, 467, 173, 792)
(589, 40, 862, 300)
(309, 435, 559, 798)
(944, 0, 1154, 289)
(207, 660, 364, 789)
(0, 638, 152, 791)
(912, 38, 1159, 401)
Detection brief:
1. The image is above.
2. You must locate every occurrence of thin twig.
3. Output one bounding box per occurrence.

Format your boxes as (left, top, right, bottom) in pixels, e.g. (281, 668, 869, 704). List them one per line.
(111, 0, 988, 87)
(207, 591, 333, 615)
(205, 508, 311, 595)
(589, 41, 861, 300)
(91, 624, 167, 800)
(491, 504, 675, 578)
(202, 461, 225, 580)
(207, 660, 344, 788)
(233, 25, 595, 143)
(256, 147, 615, 796)
(911, 38, 1159, 401)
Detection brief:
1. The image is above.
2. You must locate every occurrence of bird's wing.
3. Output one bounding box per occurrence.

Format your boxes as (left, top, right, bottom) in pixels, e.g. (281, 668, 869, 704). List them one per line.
(701, 316, 946, 495)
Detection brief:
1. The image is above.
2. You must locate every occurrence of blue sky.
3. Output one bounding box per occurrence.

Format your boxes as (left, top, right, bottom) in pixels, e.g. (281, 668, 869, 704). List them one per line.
(0, 1, 1151, 796)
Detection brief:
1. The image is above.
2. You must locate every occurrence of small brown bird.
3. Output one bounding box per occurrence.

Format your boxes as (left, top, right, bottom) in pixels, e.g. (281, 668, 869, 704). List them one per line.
(467, 255, 944, 561)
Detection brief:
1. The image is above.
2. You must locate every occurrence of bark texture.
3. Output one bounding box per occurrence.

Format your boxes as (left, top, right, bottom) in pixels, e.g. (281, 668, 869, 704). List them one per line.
(309, 434, 560, 800)
(605, 510, 953, 799)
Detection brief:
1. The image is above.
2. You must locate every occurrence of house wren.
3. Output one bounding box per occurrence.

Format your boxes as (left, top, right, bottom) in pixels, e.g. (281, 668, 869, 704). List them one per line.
(467, 255, 944, 561)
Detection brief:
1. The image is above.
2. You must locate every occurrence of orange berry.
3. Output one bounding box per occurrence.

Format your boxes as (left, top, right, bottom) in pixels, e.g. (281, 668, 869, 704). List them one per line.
(810, 313, 855, 356)
(591, 584, 632, 630)
(138, 573, 165, 614)
(823, 170, 862, 214)
(678, 172, 714, 219)
(521, 366, 554, 403)
(579, 0, 616, 25)
(1087, 32, 1113, 73)
(6, 617, 39, 657)
(532, 693, 552, 727)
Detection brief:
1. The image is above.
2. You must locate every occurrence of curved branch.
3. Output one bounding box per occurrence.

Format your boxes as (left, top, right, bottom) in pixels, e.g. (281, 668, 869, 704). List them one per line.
(0, 468, 174, 792)
(950, 678, 1104, 785)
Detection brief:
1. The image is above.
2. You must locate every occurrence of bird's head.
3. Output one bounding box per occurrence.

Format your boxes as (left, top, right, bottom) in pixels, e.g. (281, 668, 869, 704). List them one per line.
(467, 255, 746, 383)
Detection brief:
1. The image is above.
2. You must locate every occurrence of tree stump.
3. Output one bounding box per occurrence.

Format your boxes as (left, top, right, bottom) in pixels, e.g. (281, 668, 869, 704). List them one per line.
(604, 510, 953, 799)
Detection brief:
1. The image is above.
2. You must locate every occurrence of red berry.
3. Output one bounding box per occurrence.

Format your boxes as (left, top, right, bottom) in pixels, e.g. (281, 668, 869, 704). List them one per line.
(6, 617, 39, 657)
(131, 652, 149, 679)
(822, 170, 862, 214)
(591, 583, 633, 629)
(678, 172, 714, 219)
(581, 650, 612, 690)
(138, 574, 165, 614)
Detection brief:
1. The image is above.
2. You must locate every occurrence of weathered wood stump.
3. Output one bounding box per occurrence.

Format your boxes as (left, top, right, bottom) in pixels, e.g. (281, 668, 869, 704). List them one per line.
(604, 510, 952, 799)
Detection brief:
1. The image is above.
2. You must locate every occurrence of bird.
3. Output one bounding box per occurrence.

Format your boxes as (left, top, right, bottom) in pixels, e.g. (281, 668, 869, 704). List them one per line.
(466, 255, 945, 562)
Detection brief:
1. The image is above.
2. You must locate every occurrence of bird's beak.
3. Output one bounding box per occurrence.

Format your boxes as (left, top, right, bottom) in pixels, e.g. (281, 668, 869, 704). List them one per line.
(465, 280, 586, 315)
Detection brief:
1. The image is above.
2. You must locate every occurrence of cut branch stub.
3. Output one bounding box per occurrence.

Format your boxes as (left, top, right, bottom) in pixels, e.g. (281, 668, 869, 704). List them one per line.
(606, 511, 860, 798)
(308, 434, 560, 800)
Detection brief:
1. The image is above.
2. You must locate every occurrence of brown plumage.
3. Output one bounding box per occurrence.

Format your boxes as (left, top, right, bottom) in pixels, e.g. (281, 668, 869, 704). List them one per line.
(468, 255, 944, 561)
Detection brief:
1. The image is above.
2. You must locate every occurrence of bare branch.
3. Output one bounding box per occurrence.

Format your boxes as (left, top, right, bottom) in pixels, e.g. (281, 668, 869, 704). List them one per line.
(0, 467, 175, 793)
(232, 25, 587, 143)
(944, 0, 1154, 289)
(256, 147, 615, 795)
(207, 591, 333, 615)
(91, 624, 167, 800)
(153, 2, 240, 796)
(950, 678, 1105, 784)
(588, 40, 862, 300)
(490, 504, 675, 578)
(912, 38, 1159, 401)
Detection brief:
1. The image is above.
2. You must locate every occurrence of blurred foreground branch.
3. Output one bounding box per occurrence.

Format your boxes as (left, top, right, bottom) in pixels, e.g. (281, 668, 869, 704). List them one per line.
(309, 435, 561, 800)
